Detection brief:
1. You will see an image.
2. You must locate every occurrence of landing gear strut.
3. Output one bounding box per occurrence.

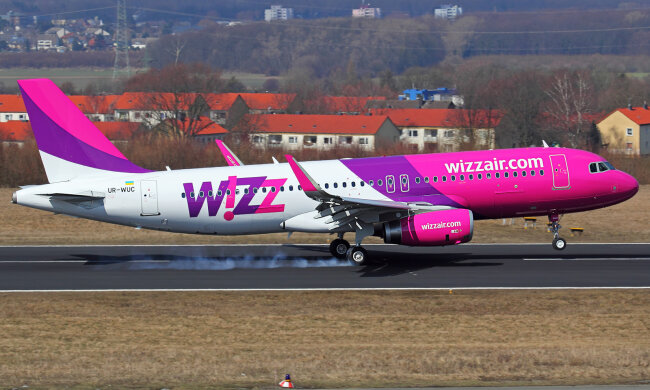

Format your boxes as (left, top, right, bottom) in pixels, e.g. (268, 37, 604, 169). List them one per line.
(329, 234, 350, 259)
(549, 213, 567, 250)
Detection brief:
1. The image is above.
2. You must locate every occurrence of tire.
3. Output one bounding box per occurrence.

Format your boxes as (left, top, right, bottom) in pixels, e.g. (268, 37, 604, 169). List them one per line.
(346, 246, 368, 266)
(552, 237, 567, 250)
(329, 239, 350, 259)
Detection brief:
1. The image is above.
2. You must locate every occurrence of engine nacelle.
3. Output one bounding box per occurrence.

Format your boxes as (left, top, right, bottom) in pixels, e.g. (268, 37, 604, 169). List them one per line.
(383, 209, 474, 246)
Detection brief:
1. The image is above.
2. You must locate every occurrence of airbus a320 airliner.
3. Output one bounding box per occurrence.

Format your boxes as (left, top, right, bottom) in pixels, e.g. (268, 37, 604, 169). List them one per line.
(12, 79, 639, 265)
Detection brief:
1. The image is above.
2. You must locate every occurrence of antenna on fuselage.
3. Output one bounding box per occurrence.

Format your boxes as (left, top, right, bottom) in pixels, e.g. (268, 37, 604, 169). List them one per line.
(542, 140, 549, 148)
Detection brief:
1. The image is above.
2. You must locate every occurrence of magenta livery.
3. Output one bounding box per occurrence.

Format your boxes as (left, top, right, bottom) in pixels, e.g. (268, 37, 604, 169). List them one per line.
(12, 79, 639, 264)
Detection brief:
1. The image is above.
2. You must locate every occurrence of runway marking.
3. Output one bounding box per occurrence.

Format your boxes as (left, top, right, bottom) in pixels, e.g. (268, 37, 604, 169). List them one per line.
(1, 287, 650, 293)
(524, 257, 650, 261)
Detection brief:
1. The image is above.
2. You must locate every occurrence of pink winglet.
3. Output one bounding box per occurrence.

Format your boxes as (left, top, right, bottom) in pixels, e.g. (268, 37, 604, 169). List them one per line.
(215, 140, 241, 166)
(285, 155, 318, 192)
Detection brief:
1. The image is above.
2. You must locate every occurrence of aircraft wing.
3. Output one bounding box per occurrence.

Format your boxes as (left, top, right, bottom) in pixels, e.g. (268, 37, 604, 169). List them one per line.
(215, 140, 244, 166)
(285, 155, 453, 230)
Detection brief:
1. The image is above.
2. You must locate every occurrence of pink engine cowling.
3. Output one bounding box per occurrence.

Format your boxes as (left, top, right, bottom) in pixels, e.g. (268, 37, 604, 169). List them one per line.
(383, 209, 474, 246)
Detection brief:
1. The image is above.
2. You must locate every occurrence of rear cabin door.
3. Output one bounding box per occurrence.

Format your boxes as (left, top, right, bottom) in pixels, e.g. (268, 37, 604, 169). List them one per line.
(141, 180, 160, 216)
(549, 154, 570, 189)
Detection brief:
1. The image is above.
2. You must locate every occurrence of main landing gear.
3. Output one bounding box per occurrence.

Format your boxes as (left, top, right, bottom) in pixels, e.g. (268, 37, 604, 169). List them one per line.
(329, 226, 373, 266)
(549, 213, 567, 250)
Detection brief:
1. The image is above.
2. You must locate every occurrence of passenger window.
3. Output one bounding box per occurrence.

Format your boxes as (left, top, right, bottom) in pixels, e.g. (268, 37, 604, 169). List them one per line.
(298, 185, 302, 191)
(262, 188, 267, 193)
(504, 172, 509, 178)
(486, 173, 491, 179)
(513, 171, 518, 177)
(415, 177, 420, 184)
(540, 170, 544, 176)
(522, 171, 527, 177)
(333, 183, 338, 188)
(280, 186, 285, 192)
(360, 181, 365, 187)
(495, 173, 499, 179)
(235, 189, 240, 195)
(369, 180, 374, 186)
(208, 190, 213, 196)
(530, 170, 535, 176)
(271, 187, 276, 192)
(351, 182, 356, 187)
(226, 190, 231, 195)
(378, 179, 383, 186)
(451, 175, 456, 181)
(342, 182, 347, 188)
(424, 177, 429, 183)
(433, 176, 438, 182)
(218, 190, 223, 196)
(469, 174, 473, 180)
(325, 183, 329, 189)
(181, 192, 186, 199)
(478, 174, 482, 180)
(442, 176, 447, 182)
(289, 185, 294, 191)
(253, 188, 258, 194)
(190, 192, 195, 198)
(460, 174, 465, 181)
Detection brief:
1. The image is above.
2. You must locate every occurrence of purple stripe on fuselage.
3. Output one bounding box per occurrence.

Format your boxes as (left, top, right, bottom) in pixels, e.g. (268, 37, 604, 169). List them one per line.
(22, 92, 151, 174)
(341, 155, 462, 207)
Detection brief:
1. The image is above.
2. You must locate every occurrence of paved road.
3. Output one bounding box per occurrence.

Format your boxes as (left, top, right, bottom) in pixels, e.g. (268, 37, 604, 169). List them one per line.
(0, 243, 649, 291)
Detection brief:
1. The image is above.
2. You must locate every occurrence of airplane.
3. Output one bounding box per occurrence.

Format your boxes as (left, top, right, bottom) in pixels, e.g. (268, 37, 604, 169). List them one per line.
(11, 79, 639, 265)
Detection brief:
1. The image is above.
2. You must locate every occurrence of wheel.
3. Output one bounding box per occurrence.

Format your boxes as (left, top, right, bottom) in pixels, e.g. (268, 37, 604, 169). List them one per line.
(329, 239, 350, 259)
(552, 237, 567, 250)
(346, 246, 368, 266)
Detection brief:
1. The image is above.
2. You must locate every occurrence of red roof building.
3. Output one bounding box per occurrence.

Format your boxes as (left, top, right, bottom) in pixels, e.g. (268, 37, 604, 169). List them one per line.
(240, 114, 399, 150)
(597, 106, 650, 155)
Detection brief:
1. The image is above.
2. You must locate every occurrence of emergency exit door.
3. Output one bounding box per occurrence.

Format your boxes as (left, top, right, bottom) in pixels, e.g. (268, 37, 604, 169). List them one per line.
(141, 180, 160, 215)
(549, 154, 570, 189)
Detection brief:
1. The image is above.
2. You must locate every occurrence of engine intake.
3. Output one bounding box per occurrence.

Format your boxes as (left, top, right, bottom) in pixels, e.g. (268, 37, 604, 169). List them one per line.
(383, 209, 473, 246)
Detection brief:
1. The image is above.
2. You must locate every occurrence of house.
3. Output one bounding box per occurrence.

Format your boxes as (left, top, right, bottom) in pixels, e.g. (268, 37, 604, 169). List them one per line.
(204, 93, 249, 128)
(371, 108, 500, 152)
(0, 120, 31, 146)
(434, 4, 463, 20)
(238, 93, 295, 114)
(68, 95, 120, 121)
(366, 99, 456, 110)
(313, 96, 386, 114)
(193, 118, 229, 144)
(597, 106, 650, 155)
(114, 92, 210, 126)
(352, 5, 381, 18)
(93, 121, 141, 145)
(0, 95, 28, 122)
(36, 33, 57, 50)
(264, 5, 294, 21)
(242, 114, 399, 151)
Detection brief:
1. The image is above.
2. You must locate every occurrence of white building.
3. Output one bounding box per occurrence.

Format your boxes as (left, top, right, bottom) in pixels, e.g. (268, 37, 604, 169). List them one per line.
(264, 5, 294, 22)
(352, 6, 381, 19)
(434, 4, 463, 20)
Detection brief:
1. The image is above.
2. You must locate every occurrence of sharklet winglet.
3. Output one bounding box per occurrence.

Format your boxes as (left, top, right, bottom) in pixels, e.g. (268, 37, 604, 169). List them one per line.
(215, 140, 244, 166)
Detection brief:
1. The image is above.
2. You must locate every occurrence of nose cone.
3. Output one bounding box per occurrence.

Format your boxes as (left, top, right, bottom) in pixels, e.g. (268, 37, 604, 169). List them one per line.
(618, 172, 639, 200)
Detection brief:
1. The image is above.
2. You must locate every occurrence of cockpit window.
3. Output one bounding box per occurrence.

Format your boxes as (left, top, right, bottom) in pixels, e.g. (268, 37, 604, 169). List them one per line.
(590, 161, 615, 173)
(597, 162, 608, 172)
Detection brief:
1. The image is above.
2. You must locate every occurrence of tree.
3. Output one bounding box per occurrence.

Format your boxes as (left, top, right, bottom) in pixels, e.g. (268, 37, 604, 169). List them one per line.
(124, 63, 227, 138)
(544, 70, 595, 147)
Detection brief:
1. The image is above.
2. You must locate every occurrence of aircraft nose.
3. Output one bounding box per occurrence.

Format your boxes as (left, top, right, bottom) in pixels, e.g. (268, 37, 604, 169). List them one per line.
(616, 172, 639, 199)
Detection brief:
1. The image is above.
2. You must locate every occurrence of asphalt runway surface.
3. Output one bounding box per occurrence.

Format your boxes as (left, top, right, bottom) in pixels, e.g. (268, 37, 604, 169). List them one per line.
(0, 243, 649, 291)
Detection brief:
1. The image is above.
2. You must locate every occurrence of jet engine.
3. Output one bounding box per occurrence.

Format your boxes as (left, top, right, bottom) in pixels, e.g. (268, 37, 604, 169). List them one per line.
(382, 209, 473, 246)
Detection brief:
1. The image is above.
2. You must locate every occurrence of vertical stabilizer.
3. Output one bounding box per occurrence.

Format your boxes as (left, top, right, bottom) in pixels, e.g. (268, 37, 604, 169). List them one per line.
(18, 78, 150, 183)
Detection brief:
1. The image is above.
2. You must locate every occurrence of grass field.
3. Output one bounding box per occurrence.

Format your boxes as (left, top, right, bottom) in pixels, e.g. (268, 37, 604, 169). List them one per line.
(0, 68, 275, 91)
(0, 290, 648, 389)
(1, 186, 648, 246)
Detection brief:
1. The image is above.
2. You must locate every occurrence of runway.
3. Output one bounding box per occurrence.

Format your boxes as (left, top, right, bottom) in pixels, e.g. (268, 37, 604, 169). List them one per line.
(0, 243, 649, 291)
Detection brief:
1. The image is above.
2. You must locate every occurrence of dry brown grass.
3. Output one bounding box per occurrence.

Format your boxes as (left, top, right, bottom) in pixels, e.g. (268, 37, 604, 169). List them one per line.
(1, 186, 648, 245)
(0, 290, 648, 389)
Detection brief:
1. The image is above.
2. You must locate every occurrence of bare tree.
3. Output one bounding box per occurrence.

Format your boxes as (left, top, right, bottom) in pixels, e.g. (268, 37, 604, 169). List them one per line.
(545, 70, 594, 147)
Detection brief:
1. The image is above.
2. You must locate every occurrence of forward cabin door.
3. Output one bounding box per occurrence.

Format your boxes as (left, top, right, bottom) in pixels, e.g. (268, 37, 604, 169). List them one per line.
(549, 154, 570, 189)
(141, 180, 160, 216)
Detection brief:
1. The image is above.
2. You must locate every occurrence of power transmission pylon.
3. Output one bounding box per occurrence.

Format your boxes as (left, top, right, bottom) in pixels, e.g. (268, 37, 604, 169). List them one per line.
(113, 0, 130, 80)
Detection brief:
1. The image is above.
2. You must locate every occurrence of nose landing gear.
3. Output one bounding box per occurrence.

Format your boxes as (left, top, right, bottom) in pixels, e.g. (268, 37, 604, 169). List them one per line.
(549, 213, 566, 250)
